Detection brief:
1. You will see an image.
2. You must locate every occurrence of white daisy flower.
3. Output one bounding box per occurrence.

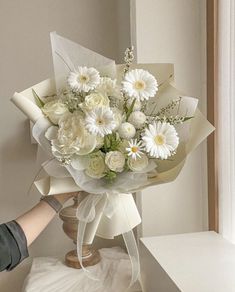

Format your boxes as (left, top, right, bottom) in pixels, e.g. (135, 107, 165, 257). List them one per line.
(122, 69, 158, 101)
(142, 121, 179, 159)
(126, 139, 144, 160)
(67, 66, 100, 93)
(85, 107, 116, 137)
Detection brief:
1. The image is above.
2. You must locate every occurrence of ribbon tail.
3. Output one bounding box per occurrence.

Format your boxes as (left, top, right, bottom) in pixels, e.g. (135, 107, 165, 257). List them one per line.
(76, 216, 99, 281)
(76, 193, 106, 281)
(122, 230, 140, 289)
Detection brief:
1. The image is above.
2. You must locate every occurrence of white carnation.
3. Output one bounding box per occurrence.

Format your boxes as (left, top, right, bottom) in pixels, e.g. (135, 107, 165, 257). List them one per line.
(105, 151, 125, 172)
(118, 122, 136, 139)
(85, 151, 106, 179)
(42, 100, 68, 124)
(49, 112, 96, 157)
(96, 77, 119, 97)
(128, 111, 146, 129)
(128, 154, 149, 172)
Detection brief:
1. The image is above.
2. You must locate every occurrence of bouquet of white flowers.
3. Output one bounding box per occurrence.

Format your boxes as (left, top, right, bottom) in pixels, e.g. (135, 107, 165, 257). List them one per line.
(11, 32, 214, 286)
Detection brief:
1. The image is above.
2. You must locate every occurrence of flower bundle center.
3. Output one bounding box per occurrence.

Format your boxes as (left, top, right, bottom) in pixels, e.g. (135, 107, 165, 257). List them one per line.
(79, 74, 89, 83)
(154, 134, 165, 145)
(96, 118, 104, 125)
(134, 80, 145, 90)
(131, 146, 139, 153)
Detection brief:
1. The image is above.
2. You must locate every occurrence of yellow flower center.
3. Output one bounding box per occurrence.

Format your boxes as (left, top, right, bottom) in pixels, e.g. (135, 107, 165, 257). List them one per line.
(79, 74, 89, 83)
(154, 134, 165, 145)
(134, 80, 145, 90)
(96, 118, 104, 125)
(131, 146, 139, 153)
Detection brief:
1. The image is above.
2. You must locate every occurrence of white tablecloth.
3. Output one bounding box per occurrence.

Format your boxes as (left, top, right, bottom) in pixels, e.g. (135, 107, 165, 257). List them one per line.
(22, 247, 141, 292)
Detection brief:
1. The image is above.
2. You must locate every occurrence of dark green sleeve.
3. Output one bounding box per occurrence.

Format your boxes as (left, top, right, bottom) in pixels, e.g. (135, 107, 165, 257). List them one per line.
(0, 221, 28, 272)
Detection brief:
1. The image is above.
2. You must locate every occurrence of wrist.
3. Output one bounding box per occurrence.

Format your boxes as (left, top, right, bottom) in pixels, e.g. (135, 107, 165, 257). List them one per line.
(40, 196, 63, 213)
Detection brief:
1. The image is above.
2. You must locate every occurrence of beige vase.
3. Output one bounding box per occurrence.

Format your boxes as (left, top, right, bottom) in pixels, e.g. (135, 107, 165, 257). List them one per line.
(59, 191, 101, 269)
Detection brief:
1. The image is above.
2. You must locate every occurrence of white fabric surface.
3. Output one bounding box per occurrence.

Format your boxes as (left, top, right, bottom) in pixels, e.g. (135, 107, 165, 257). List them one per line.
(22, 247, 141, 292)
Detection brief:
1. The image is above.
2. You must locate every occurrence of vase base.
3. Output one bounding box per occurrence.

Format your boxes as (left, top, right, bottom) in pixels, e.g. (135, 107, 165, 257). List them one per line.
(65, 248, 101, 269)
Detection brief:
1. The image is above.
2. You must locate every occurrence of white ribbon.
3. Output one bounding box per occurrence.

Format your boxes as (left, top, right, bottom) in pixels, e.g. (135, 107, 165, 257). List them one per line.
(76, 192, 140, 288)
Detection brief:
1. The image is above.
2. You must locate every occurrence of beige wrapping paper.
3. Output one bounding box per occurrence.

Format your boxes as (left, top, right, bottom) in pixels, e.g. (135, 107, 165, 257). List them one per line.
(10, 63, 214, 241)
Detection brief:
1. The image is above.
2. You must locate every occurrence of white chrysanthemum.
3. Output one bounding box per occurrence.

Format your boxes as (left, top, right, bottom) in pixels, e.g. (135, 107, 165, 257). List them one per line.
(118, 122, 136, 139)
(142, 121, 179, 159)
(126, 139, 144, 160)
(128, 111, 146, 129)
(85, 107, 116, 137)
(67, 66, 100, 93)
(122, 69, 158, 101)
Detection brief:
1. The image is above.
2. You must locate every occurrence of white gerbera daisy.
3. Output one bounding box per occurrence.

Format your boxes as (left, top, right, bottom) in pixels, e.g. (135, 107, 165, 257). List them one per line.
(85, 107, 116, 137)
(67, 66, 100, 93)
(126, 139, 144, 160)
(142, 121, 179, 159)
(122, 69, 158, 101)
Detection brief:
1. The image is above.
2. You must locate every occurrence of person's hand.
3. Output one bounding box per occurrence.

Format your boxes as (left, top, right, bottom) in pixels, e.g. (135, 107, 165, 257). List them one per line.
(53, 192, 78, 205)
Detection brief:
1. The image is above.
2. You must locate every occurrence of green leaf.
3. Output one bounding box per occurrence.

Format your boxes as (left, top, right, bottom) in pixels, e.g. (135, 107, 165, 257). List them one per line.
(126, 98, 136, 120)
(182, 116, 194, 122)
(32, 89, 45, 108)
(104, 170, 117, 182)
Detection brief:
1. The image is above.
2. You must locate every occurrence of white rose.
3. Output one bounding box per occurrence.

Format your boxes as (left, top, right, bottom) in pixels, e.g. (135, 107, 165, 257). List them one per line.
(51, 111, 96, 156)
(105, 151, 125, 172)
(85, 151, 106, 178)
(128, 154, 149, 172)
(128, 111, 146, 129)
(118, 122, 136, 139)
(42, 100, 69, 124)
(126, 98, 142, 111)
(81, 93, 109, 111)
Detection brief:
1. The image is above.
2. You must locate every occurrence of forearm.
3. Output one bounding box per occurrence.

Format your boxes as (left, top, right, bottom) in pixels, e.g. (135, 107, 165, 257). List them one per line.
(0, 193, 76, 272)
(16, 193, 75, 246)
(16, 201, 56, 246)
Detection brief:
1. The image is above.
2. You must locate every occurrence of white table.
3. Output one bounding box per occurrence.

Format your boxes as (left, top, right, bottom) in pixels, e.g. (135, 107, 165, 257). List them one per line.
(22, 247, 141, 292)
(140, 231, 235, 292)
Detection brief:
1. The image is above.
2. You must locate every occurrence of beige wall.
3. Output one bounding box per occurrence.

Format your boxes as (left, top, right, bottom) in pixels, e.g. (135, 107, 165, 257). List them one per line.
(132, 0, 208, 237)
(0, 1, 130, 291)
